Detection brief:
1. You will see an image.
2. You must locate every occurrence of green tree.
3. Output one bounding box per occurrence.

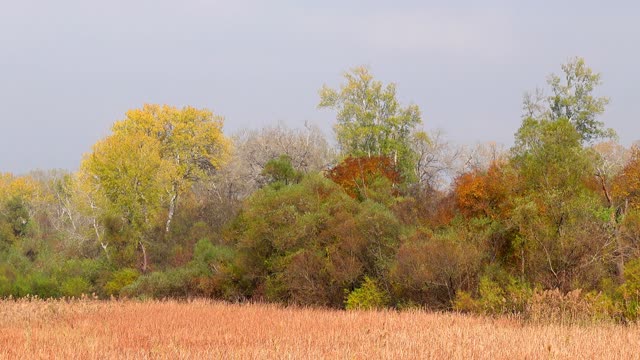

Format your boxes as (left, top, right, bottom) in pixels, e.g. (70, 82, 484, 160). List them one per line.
(513, 117, 591, 193)
(229, 174, 402, 307)
(510, 117, 613, 290)
(261, 155, 303, 187)
(319, 66, 422, 180)
(524, 57, 613, 143)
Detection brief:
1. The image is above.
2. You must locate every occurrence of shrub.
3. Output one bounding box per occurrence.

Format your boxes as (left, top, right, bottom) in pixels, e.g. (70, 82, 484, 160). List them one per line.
(104, 268, 139, 297)
(617, 258, 640, 321)
(345, 277, 388, 310)
(60, 277, 91, 297)
(29, 273, 59, 298)
(453, 270, 532, 315)
(191, 239, 235, 270)
(0, 274, 10, 297)
(526, 289, 618, 324)
(120, 268, 196, 298)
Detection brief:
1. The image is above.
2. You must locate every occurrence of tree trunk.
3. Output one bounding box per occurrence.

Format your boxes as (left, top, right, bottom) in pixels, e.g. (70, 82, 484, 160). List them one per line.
(165, 185, 178, 233)
(140, 242, 148, 273)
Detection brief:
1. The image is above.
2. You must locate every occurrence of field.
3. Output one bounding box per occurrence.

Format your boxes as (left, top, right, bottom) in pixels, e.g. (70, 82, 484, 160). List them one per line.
(1, 299, 639, 359)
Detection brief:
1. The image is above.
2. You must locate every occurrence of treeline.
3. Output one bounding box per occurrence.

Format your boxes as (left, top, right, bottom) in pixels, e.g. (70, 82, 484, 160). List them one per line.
(2, 59, 640, 322)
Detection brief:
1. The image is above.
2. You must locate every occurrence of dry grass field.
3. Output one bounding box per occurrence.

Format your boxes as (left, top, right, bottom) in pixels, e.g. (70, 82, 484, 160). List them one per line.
(1, 299, 639, 359)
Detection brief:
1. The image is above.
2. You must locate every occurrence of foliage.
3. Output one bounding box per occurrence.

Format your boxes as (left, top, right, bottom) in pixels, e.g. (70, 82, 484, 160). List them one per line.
(327, 156, 400, 200)
(345, 276, 388, 310)
(105, 268, 140, 297)
(453, 269, 533, 315)
(453, 162, 513, 220)
(391, 229, 482, 309)
(319, 66, 421, 179)
(229, 174, 402, 307)
(1, 60, 639, 324)
(612, 146, 640, 210)
(524, 57, 613, 143)
(261, 155, 303, 188)
(617, 258, 640, 321)
(79, 104, 231, 272)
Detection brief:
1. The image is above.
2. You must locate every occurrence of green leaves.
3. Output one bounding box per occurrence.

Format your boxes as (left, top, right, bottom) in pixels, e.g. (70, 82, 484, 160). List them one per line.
(513, 117, 591, 193)
(526, 57, 613, 144)
(261, 155, 303, 188)
(319, 66, 422, 181)
(230, 174, 403, 307)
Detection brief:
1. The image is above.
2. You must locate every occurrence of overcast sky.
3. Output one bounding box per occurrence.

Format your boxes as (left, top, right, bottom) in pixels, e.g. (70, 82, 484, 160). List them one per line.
(1, 0, 639, 174)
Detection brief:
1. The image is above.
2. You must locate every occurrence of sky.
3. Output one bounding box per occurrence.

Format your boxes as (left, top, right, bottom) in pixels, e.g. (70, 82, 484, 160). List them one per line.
(1, 0, 639, 174)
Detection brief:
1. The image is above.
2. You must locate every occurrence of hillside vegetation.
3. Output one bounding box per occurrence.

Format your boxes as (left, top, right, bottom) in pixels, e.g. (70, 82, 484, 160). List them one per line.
(1, 59, 640, 322)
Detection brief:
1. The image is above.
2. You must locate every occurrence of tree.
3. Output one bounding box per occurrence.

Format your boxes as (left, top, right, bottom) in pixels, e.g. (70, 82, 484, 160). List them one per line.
(593, 141, 630, 208)
(411, 130, 463, 191)
(211, 124, 334, 201)
(319, 66, 422, 179)
(80, 104, 231, 272)
(0, 174, 39, 244)
(192, 124, 333, 239)
(327, 156, 400, 200)
(524, 57, 613, 143)
(512, 117, 591, 193)
(261, 155, 303, 187)
(229, 174, 402, 307)
(613, 146, 640, 211)
(391, 230, 482, 308)
(112, 104, 231, 233)
(453, 162, 512, 220)
(510, 117, 615, 289)
(80, 132, 173, 272)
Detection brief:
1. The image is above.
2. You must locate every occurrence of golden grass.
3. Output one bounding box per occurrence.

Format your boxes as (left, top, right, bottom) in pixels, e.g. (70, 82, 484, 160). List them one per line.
(1, 299, 639, 359)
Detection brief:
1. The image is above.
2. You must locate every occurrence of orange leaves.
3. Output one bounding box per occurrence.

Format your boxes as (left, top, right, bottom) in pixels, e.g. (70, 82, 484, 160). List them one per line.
(454, 171, 488, 218)
(612, 147, 640, 209)
(327, 156, 400, 199)
(453, 162, 513, 219)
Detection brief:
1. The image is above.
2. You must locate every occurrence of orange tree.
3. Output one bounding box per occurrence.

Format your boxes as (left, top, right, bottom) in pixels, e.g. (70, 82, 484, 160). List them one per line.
(327, 155, 400, 201)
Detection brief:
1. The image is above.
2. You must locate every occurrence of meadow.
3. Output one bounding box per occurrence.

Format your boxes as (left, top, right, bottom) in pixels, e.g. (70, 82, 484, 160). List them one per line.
(1, 298, 639, 359)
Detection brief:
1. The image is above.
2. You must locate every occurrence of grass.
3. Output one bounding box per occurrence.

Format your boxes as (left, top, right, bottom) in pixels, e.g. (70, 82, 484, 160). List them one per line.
(1, 298, 639, 359)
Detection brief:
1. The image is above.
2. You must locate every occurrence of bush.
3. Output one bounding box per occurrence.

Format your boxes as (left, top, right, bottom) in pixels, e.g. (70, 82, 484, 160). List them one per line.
(617, 258, 640, 321)
(191, 239, 235, 270)
(0, 274, 11, 297)
(120, 268, 196, 298)
(104, 268, 139, 296)
(29, 273, 59, 298)
(453, 270, 532, 315)
(60, 277, 91, 297)
(526, 289, 618, 324)
(345, 277, 388, 310)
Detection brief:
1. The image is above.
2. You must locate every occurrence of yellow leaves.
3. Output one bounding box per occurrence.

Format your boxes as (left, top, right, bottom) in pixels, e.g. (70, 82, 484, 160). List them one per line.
(79, 103, 232, 237)
(0, 173, 40, 203)
(81, 131, 174, 222)
(111, 104, 231, 180)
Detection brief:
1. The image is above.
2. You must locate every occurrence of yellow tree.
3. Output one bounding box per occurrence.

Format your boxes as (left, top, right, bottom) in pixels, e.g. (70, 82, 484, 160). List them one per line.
(81, 132, 174, 271)
(0, 173, 40, 243)
(80, 104, 231, 271)
(112, 104, 231, 233)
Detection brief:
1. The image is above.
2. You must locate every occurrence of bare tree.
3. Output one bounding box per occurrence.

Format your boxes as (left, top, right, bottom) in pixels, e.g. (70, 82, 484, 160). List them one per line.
(458, 141, 508, 174)
(411, 130, 462, 191)
(198, 123, 336, 231)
